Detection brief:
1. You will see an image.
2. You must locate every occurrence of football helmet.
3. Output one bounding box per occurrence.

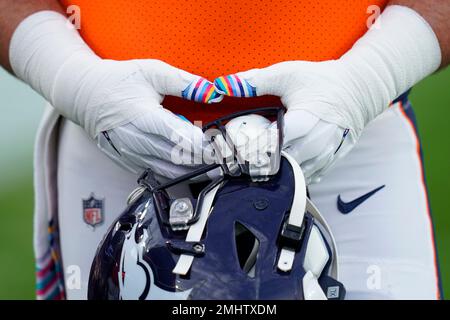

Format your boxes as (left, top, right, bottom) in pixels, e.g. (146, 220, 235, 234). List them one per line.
(88, 107, 345, 300)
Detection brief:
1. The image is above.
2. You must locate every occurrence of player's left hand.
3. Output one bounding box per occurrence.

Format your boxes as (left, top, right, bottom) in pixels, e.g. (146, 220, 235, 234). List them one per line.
(212, 6, 443, 184)
(213, 61, 359, 184)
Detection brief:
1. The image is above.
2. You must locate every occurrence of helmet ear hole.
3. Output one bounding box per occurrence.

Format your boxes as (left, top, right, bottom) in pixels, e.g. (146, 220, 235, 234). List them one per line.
(234, 222, 260, 277)
(118, 222, 133, 232)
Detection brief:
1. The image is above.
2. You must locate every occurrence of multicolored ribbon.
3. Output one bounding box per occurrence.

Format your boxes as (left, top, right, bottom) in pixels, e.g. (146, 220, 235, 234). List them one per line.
(182, 78, 222, 103)
(36, 219, 65, 300)
(214, 75, 257, 97)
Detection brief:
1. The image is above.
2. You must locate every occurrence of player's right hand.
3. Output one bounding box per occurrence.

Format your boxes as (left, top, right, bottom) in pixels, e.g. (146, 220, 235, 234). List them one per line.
(9, 11, 222, 179)
(86, 59, 221, 178)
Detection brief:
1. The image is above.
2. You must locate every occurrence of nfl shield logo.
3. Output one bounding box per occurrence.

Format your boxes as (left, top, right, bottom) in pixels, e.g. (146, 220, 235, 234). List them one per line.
(83, 193, 104, 228)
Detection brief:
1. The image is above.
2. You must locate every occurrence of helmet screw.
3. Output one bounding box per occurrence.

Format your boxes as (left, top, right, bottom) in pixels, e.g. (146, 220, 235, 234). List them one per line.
(254, 198, 269, 210)
(193, 243, 204, 253)
(174, 200, 189, 213)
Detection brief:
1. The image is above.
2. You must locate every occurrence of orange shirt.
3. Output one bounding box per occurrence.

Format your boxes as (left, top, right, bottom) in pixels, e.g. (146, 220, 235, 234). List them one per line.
(61, 0, 387, 122)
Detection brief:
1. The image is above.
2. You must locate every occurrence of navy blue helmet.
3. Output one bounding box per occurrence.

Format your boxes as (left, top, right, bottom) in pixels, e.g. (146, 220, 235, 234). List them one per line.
(88, 108, 346, 300)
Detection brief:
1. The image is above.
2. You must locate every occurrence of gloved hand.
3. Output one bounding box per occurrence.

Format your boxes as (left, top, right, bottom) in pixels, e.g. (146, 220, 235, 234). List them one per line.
(213, 6, 441, 183)
(10, 11, 221, 179)
(88, 59, 220, 178)
(223, 114, 279, 180)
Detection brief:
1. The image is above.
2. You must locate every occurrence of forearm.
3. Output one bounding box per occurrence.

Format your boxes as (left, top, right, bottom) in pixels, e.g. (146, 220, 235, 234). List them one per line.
(389, 0, 450, 67)
(0, 0, 64, 72)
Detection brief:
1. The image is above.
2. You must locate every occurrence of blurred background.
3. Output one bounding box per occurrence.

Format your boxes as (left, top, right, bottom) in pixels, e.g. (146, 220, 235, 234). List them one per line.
(0, 66, 449, 299)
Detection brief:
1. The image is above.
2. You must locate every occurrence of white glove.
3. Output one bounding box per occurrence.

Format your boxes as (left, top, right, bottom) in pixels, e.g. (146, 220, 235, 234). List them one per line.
(213, 5, 441, 184)
(9, 11, 221, 179)
(224, 114, 279, 180)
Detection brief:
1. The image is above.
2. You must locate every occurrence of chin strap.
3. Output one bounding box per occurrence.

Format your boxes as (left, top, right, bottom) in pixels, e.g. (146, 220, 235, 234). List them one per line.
(172, 183, 222, 275)
(277, 152, 306, 272)
(278, 152, 341, 300)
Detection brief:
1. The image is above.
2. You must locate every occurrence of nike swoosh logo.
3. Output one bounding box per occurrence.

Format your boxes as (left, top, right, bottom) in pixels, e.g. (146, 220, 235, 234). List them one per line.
(337, 185, 385, 214)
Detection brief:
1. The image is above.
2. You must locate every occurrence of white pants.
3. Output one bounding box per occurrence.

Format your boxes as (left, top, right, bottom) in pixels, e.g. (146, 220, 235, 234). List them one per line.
(56, 102, 441, 300)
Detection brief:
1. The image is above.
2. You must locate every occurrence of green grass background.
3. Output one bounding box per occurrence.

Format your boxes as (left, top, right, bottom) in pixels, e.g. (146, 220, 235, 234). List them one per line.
(0, 68, 449, 299)
(409, 68, 450, 298)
